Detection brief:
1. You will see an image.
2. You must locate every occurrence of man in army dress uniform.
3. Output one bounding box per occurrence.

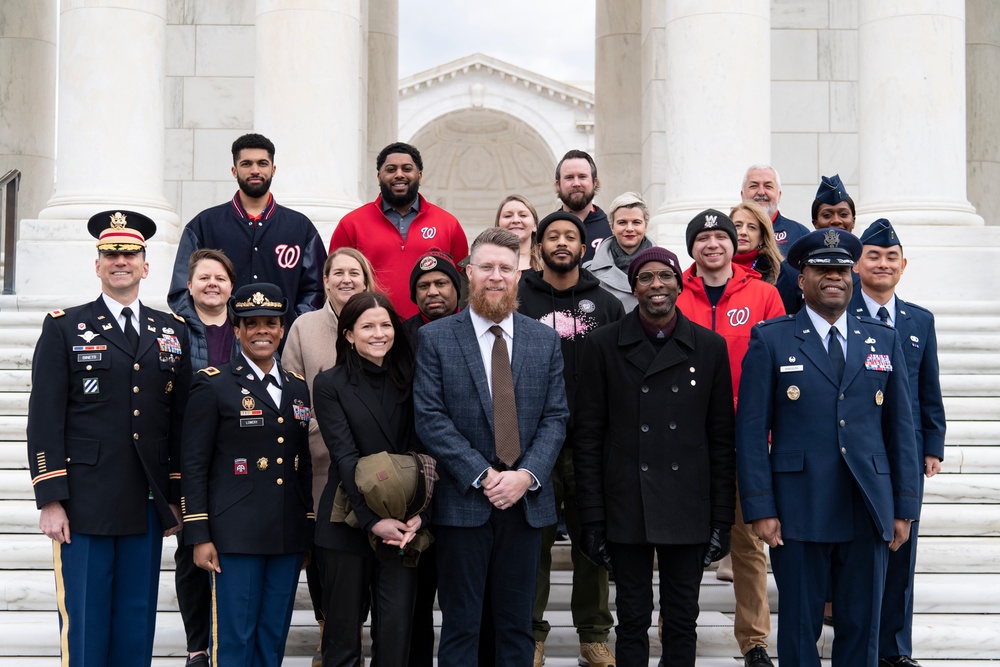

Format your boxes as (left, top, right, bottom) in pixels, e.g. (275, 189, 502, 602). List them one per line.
(736, 228, 921, 667)
(181, 282, 313, 667)
(27, 210, 191, 667)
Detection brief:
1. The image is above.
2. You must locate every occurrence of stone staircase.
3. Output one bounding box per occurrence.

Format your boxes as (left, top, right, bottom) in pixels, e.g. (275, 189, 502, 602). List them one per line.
(0, 297, 998, 665)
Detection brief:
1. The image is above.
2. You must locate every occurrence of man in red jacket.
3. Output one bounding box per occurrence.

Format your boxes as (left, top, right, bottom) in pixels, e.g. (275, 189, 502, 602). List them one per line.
(329, 142, 469, 318)
(675, 209, 785, 667)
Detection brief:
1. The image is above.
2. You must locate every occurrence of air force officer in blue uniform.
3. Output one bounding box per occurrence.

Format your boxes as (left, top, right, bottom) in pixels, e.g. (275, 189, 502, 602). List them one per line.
(851, 219, 946, 667)
(27, 211, 191, 667)
(736, 228, 921, 667)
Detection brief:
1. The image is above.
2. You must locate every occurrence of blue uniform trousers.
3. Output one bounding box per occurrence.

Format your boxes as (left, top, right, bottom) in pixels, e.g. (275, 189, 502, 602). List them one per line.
(211, 552, 303, 667)
(770, 487, 888, 667)
(53, 500, 163, 667)
(879, 518, 920, 658)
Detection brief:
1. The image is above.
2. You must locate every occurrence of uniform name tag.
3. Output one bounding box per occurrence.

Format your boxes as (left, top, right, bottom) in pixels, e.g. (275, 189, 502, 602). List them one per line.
(240, 417, 264, 428)
(77, 353, 102, 362)
(779, 365, 803, 373)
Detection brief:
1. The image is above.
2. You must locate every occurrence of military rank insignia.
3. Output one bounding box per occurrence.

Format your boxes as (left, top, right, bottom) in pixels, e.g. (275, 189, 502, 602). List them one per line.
(865, 354, 892, 372)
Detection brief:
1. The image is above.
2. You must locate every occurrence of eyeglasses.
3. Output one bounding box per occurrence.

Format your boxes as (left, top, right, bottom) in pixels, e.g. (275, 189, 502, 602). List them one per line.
(636, 270, 677, 285)
(469, 263, 517, 277)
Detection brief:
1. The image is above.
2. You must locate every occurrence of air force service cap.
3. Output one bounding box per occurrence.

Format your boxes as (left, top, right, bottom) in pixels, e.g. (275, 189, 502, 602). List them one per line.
(859, 218, 901, 248)
(786, 228, 862, 271)
(87, 210, 157, 252)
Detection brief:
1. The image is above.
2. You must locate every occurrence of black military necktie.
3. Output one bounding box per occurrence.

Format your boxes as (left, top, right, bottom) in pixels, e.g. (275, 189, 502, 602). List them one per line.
(120, 307, 139, 354)
(877, 306, 890, 324)
(828, 326, 845, 383)
(490, 326, 520, 467)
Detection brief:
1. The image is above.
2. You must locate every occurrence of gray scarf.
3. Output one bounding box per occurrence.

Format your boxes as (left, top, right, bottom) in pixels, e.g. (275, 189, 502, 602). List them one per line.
(608, 235, 654, 271)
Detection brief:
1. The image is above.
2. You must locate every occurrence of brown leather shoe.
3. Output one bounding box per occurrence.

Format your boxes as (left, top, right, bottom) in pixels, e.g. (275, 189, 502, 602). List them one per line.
(534, 640, 545, 667)
(579, 641, 616, 667)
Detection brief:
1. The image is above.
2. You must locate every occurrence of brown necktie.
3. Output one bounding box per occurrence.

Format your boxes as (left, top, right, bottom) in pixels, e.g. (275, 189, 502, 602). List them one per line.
(490, 325, 520, 467)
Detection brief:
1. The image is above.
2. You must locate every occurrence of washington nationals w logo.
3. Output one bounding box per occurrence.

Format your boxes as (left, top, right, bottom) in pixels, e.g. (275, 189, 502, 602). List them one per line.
(275, 244, 301, 269)
(728, 307, 750, 327)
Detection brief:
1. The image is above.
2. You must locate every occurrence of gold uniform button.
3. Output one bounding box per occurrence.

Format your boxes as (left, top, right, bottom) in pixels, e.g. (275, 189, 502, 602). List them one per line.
(133, 386, 139, 393)
(133, 409, 140, 417)
(86, 365, 93, 371)
(276, 458, 283, 465)
(133, 433, 139, 440)
(277, 437, 284, 444)
(277, 417, 284, 424)
(276, 478, 283, 485)
(133, 363, 140, 371)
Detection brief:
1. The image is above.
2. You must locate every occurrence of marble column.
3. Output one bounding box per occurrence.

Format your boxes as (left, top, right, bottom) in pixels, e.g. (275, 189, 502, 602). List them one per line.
(39, 0, 175, 225)
(649, 0, 770, 245)
(19, 0, 177, 298)
(366, 0, 398, 202)
(966, 0, 1000, 226)
(595, 0, 642, 210)
(858, 0, 982, 226)
(255, 0, 364, 238)
(0, 0, 56, 221)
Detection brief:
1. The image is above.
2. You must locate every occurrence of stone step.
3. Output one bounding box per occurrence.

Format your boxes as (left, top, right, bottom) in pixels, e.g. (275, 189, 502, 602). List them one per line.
(938, 353, 1000, 374)
(0, 530, 997, 573)
(0, 609, 996, 660)
(4, 568, 997, 615)
(946, 445, 1000, 474)
(944, 396, 1000, 420)
(0, 661, 996, 667)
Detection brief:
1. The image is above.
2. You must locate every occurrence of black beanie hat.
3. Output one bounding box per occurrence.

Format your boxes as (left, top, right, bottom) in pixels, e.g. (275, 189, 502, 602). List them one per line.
(409, 250, 461, 304)
(685, 208, 738, 256)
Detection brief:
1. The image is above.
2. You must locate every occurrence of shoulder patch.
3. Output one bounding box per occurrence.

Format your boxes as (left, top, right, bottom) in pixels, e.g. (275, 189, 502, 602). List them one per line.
(288, 371, 305, 382)
(171, 312, 185, 323)
(48, 309, 66, 318)
(198, 366, 221, 376)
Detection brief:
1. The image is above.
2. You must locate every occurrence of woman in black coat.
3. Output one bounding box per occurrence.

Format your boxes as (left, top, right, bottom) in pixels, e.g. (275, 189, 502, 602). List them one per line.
(312, 291, 423, 667)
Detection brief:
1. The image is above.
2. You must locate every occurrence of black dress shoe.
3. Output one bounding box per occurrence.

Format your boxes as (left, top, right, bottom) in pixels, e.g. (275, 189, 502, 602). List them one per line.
(185, 654, 209, 666)
(880, 657, 921, 667)
(744, 646, 774, 667)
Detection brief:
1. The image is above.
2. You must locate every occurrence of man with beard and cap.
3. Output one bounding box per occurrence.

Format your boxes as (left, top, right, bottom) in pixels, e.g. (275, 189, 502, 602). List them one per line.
(414, 228, 569, 667)
(676, 209, 784, 667)
(168, 133, 327, 334)
(400, 248, 462, 667)
(554, 149, 611, 263)
(850, 219, 946, 667)
(736, 228, 921, 667)
(330, 142, 469, 319)
(575, 246, 736, 667)
(518, 211, 624, 667)
(740, 164, 810, 255)
(28, 211, 191, 667)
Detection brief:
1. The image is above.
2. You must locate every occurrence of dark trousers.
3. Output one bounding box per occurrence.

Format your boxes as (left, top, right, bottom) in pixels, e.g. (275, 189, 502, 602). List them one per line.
(434, 505, 542, 667)
(407, 542, 438, 667)
(54, 501, 162, 667)
(316, 543, 419, 667)
(174, 534, 211, 653)
(879, 519, 919, 658)
(305, 554, 325, 622)
(533, 446, 613, 643)
(608, 542, 704, 667)
(769, 492, 888, 667)
(212, 552, 303, 667)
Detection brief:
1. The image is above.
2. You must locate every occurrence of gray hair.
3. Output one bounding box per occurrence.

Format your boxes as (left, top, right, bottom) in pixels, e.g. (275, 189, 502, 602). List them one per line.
(742, 163, 782, 191)
(470, 227, 521, 262)
(607, 191, 650, 224)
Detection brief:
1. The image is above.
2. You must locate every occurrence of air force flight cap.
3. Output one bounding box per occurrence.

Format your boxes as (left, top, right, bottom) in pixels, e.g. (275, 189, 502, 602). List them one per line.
(229, 282, 288, 319)
(814, 174, 850, 207)
(786, 228, 862, 271)
(87, 210, 157, 252)
(859, 218, 901, 248)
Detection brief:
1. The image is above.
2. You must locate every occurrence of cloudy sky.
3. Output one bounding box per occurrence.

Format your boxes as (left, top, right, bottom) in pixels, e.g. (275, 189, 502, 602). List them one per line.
(398, 0, 596, 84)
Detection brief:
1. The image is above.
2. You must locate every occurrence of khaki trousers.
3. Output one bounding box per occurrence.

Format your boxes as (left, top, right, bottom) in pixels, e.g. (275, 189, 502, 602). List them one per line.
(732, 481, 771, 654)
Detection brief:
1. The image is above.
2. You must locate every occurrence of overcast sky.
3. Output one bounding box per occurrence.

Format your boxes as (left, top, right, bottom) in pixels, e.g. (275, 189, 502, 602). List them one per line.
(398, 0, 596, 84)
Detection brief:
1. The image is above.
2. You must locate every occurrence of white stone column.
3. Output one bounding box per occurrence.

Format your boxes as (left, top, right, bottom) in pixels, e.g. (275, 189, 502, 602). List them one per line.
(858, 0, 982, 226)
(254, 0, 364, 238)
(966, 0, 1000, 226)
(0, 0, 56, 221)
(18, 0, 177, 299)
(366, 0, 398, 202)
(595, 0, 642, 210)
(39, 0, 175, 226)
(650, 0, 770, 245)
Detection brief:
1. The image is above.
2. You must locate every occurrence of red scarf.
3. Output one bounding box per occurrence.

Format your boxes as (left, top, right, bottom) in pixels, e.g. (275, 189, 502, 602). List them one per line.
(733, 248, 760, 271)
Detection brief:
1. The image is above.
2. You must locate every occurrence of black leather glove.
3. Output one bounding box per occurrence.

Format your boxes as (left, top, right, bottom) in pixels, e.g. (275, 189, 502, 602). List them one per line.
(702, 526, 731, 567)
(580, 526, 614, 578)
